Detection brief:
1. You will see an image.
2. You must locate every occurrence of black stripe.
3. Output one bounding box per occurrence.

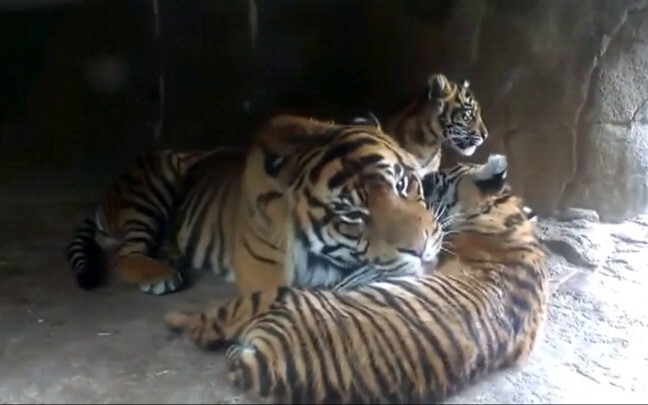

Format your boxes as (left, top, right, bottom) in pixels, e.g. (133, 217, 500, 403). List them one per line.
(211, 180, 234, 272)
(351, 288, 417, 398)
(250, 291, 266, 317)
(311, 291, 355, 394)
(229, 347, 253, 391)
(299, 293, 339, 398)
(334, 294, 386, 400)
(367, 286, 439, 393)
(128, 198, 162, 223)
(123, 218, 155, 232)
(335, 291, 396, 400)
(393, 280, 466, 387)
(443, 275, 497, 369)
(254, 317, 301, 402)
(122, 236, 156, 252)
(309, 137, 380, 185)
(327, 153, 390, 190)
(182, 180, 223, 267)
(376, 283, 452, 389)
(253, 347, 272, 397)
(287, 294, 317, 402)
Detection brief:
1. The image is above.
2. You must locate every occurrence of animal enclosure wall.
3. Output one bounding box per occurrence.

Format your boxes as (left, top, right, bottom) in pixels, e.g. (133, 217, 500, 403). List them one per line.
(2, 0, 648, 221)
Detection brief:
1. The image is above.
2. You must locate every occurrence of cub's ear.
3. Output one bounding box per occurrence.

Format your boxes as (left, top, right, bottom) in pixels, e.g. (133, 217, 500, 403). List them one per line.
(473, 154, 509, 194)
(427, 73, 453, 100)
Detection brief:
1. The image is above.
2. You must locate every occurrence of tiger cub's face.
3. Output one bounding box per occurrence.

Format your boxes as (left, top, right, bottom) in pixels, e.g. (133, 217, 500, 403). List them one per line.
(421, 154, 536, 231)
(291, 126, 443, 272)
(426, 73, 488, 157)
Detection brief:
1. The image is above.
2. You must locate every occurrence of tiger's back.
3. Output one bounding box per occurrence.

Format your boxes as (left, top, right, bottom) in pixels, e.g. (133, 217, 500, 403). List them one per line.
(165, 154, 549, 404)
(171, 147, 247, 279)
(224, 197, 547, 403)
(65, 148, 229, 293)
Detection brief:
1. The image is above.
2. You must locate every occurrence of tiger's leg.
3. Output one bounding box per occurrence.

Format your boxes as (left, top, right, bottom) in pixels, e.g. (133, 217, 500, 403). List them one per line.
(112, 219, 185, 296)
(115, 252, 184, 296)
(159, 236, 189, 271)
(164, 287, 290, 349)
(231, 240, 288, 295)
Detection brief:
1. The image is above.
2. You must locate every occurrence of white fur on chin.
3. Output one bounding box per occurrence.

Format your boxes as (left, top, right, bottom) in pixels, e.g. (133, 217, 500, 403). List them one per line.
(456, 145, 477, 156)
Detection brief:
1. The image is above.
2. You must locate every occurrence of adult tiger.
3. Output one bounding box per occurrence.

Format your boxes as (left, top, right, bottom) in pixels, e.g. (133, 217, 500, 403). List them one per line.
(66, 114, 442, 296)
(66, 148, 226, 292)
(165, 153, 549, 404)
(352, 73, 489, 174)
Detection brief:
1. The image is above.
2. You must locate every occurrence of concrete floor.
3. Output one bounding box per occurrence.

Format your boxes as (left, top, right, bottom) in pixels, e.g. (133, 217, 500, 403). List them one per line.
(1, 175, 647, 404)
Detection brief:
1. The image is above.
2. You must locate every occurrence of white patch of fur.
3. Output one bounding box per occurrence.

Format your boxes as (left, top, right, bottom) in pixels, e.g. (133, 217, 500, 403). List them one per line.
(284, 205, 348, 288)
(351, 117, 369, 125)
(351, 112, 382, 130)
(456, 145, 477, 156)
(475, 154, 508, 180)
(523, 206, 537, 223)
(290, 238, 347, 288)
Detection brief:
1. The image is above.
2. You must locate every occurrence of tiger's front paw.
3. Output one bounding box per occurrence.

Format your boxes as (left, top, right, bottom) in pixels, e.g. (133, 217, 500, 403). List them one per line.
(164, 310, 225, 350)
(139, 271, 185, 296)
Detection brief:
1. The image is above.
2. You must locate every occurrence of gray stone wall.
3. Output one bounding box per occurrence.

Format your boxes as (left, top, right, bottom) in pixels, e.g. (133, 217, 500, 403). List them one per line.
(435, 0, 648, 222)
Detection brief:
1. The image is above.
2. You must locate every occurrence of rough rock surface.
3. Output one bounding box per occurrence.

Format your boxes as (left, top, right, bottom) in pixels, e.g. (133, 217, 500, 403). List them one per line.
(536, 217, 615, 267)
(463, 0, 648, 221)
(1, 178, 647, 404)
(359, 0, 648, 221)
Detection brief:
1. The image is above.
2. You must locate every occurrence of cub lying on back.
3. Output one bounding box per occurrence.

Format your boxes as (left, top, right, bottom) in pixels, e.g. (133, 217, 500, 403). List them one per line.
(165, 154, 549, 404)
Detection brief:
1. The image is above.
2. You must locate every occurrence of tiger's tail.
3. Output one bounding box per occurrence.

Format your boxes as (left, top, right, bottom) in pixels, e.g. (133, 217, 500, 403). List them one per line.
(66, 215, 106, 290)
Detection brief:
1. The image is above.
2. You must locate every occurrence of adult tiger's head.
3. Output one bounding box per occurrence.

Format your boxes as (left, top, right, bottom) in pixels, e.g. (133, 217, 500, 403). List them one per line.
(423, 153, 536, 229)
(246, 114, 443, 279)
(418, 73, 488, 157)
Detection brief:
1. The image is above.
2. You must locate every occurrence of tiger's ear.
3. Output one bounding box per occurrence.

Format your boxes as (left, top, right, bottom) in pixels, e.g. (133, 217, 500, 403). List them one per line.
(252, 114, 337, 188)
(427, 73, 453, 100)
(473, 154, 509, 194)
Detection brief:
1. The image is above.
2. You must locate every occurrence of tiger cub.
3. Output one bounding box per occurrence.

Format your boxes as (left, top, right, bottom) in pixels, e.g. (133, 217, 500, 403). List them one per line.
(352, 73, 489, 174)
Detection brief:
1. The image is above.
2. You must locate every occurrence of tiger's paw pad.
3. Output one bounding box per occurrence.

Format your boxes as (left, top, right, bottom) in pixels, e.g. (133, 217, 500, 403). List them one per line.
(139, 272, 185, 296)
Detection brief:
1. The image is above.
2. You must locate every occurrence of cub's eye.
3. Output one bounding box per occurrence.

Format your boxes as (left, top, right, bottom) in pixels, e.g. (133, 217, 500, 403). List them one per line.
(396, 176, 408, 194)
(338, 210, 368, 225)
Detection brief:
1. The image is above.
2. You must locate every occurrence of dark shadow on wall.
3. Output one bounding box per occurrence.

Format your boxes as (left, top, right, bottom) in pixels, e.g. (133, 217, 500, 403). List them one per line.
(3, 0, 647, 221)
(0, 0, 456, 182)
